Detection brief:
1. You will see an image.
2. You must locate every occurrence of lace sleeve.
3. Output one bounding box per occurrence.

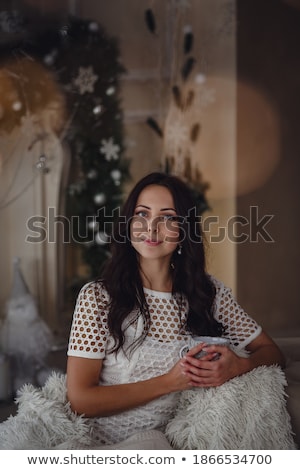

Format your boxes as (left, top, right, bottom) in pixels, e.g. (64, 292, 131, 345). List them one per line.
(213, 278, 262, 350)
(67, 281, 110, 359)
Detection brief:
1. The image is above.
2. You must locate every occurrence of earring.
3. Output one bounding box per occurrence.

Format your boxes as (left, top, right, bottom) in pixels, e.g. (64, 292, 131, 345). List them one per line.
(177, 244, 182, 255)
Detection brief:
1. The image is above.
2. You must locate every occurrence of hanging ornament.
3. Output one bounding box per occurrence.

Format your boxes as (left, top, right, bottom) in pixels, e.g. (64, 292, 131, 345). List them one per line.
(73, 66, 98, 94)
(87, 169, 98, 179)
(111, 169, 121, 185)
(93, 192, 106, 205)
(60, 24, 69, 37)
(100, 137, 120, 161)
(93, 104, 102, 115)
(106, 86, 115, 96)
(95, 231, 109, 245)
(35, 154, 49, 173)
(88, 219, 98, 231)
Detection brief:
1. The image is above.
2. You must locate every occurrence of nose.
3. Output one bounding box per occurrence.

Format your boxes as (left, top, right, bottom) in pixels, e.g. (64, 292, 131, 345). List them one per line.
(148, 217, 158, 233)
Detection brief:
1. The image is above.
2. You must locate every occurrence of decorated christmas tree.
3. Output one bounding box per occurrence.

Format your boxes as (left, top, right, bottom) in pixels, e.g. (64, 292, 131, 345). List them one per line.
(0, 11, 130, 281)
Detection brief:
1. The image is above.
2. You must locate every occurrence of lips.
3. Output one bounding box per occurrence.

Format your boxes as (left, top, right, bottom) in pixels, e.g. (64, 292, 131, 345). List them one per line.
(144, 239, 162, 246)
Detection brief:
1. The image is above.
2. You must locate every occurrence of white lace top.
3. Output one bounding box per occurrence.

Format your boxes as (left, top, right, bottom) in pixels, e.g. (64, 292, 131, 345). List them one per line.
(67, 277, 261, 445)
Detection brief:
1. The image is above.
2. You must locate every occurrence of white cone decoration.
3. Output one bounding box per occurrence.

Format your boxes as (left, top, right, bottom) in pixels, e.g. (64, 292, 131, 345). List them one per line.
(1, 257, 54, 391)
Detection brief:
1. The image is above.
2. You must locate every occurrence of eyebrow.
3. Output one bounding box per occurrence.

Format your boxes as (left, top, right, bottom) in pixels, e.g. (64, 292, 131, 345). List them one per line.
(135, 204, 176, 212)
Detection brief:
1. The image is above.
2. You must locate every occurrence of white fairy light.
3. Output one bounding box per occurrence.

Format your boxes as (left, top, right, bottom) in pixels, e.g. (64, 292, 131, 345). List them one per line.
(95, 231, 108, 245)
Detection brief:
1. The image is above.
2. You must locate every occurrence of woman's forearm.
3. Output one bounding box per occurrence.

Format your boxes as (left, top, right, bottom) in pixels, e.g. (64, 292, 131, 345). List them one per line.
(241, 343, 286, 375)
(67, 373, 174, 417)
(66, 355, 192, 417)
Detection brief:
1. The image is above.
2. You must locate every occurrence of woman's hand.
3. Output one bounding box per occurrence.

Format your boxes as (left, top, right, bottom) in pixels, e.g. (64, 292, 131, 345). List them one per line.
(179, 331, 285, 388)
(163, 358, 198, 393)
(180, 342, 245, 387)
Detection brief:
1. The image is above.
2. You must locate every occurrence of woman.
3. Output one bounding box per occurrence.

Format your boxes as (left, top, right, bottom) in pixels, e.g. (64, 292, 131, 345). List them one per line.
(67, 172, 284, 446)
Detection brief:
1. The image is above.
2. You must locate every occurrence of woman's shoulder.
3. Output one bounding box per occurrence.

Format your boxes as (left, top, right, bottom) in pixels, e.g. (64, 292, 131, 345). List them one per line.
(77, 279, 110, 303)
(208, 274, 226, 292)
(207, 274, 234, 300)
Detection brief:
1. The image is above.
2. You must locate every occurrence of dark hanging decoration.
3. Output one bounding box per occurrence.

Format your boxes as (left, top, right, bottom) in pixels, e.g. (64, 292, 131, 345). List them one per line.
(172, 85, 183, 110)
(181, 57, 196, 81)
(190, 123, 201, 142)
(146, 117, 163, 137)
(144, 9, 156, 34)
(183, 28, 194, 54)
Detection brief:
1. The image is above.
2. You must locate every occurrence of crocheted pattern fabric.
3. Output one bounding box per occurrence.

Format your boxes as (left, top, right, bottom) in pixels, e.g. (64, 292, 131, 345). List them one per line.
(67, 277, 262, 444)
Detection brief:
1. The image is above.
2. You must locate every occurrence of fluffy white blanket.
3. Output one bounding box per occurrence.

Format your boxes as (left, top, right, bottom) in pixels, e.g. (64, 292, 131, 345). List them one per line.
(0, 366, 296, 450)
(166, 365, 296, 450)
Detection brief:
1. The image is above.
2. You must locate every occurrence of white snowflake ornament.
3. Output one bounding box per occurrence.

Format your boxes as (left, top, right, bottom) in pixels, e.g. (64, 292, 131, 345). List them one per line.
(196, 86, 216, 110)
(74, 66, 98, 94)
(165, 114, 189, 156)
(100, 137, 120, 161)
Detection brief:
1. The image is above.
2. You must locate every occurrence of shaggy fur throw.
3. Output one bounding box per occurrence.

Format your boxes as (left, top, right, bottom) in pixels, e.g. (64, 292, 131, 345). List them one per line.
(165, 365, 297, 450)
(0, 373, 92, 450)
(0, 367, 296, 450)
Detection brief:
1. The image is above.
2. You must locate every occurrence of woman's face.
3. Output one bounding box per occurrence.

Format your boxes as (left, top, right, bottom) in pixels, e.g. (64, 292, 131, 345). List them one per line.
(130, 184, 180, 262)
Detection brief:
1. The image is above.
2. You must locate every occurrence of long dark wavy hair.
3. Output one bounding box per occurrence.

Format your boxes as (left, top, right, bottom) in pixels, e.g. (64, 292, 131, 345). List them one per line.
(100, 172, 224, 353)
